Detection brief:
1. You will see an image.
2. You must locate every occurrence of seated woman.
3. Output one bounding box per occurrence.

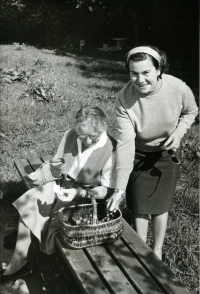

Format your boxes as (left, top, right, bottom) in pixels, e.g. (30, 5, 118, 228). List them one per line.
(0, 106, 116, 284)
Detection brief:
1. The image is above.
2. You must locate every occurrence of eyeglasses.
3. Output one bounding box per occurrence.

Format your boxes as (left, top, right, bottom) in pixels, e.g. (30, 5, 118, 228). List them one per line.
(168, 150, 188, 171)
(77, 133, 101, 142)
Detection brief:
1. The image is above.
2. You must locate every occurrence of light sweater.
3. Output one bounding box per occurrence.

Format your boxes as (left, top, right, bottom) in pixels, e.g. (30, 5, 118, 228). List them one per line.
(115, 74, 198, 190)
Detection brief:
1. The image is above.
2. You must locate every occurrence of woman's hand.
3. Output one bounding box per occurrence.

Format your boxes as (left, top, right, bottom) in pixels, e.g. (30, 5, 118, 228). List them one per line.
(50, 158, 65, 169)
(106, 192, 124, 212)
(162, 133, 181, 151)
(56, 188, 78, 202)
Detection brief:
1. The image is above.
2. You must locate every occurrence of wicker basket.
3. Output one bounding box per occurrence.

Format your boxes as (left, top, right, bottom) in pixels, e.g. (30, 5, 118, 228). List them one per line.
(57, 196, 123, 249)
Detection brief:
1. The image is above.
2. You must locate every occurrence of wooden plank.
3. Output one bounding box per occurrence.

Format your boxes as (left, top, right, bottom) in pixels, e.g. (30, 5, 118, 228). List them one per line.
(14, 157, 191, 294)
(15, 158, 110, 293)
(27, 156, 43, 171)
(41, 155, 53, 162)
(106, 238, 164, 294)
(121, 219, 191, 294)
(55, 234, 110, 294)
(85, 245, 136, 294)
(14, 159, 35, 190)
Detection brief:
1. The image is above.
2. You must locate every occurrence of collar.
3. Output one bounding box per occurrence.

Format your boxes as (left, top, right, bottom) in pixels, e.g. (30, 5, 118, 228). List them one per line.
(77, 131, 107, 153)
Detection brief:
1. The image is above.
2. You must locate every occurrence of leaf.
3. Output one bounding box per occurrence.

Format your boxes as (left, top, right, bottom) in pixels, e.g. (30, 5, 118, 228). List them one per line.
(40, 88, 46, 97)
(176, 185, 184, 191)
(20, 92, 29, 99)
(37, 119, 44, 126)
(2, 76, 11, 83)
(11, 75, 20, 81)
(0, 132, 6, 139)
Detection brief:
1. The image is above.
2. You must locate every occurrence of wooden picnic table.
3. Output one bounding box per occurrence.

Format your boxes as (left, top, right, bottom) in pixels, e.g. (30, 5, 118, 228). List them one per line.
(14, 155, 191, 294)
(111, 38, 128, 50)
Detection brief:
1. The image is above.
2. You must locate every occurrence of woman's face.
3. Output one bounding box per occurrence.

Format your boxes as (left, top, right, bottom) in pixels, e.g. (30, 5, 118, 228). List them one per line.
(129, 55, 161, 94)
(76, 125, 102, 148)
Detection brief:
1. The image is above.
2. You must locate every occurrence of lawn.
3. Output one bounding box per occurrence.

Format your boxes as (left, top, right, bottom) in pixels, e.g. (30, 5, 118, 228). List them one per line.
(0, 44, 199, 293)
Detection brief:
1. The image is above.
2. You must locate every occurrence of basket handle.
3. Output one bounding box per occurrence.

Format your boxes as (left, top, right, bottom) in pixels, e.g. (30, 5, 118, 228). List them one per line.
(87, 189, 98, 225)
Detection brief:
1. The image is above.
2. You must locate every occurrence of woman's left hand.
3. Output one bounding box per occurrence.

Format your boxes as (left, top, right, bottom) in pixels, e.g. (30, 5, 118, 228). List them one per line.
(162, 133, 181, 151)
(107, 192, 124, 212)
(56, 188, 78, 202)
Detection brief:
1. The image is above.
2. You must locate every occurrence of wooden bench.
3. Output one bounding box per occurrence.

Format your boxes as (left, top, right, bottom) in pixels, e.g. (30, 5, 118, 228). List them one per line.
(14, 156, 191, 294)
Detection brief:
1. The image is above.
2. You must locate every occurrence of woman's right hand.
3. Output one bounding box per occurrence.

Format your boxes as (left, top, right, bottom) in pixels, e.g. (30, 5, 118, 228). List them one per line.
(50, 158, 65, 169)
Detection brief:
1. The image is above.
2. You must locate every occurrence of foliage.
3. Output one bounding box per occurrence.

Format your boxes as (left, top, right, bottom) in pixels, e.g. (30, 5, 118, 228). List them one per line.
(12, 42, 26, 50)
(0, 0, 44, 45)
(0, 0, 25, 18)
(20, 78, 62, 103)
(0, 0, 198, 65)
(0, 0, 140, 48)
(33, 58, 47, 67)
(163, 129, 199, 293)
(0, 67, 36, 83)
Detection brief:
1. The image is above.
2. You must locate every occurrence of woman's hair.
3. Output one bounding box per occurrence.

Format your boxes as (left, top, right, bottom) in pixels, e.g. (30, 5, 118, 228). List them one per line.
(74, 105, 107, 133)
(125, 45, 168, 78)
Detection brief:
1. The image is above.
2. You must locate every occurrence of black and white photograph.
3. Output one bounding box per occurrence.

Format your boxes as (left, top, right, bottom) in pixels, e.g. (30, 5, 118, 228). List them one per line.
(0, 0, 199, 293)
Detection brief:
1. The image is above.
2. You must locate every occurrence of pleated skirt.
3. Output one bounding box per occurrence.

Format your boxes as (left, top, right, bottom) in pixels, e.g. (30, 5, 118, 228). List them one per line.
(126, 148, 181, 214)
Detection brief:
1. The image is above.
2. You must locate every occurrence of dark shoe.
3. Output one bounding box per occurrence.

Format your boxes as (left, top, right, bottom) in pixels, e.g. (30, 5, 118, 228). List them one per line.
(0, 263, 32, 285)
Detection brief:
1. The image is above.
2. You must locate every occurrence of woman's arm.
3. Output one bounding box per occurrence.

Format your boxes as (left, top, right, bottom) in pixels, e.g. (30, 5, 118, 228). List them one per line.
(50, 130, 70, 178)
(115, 96, 136, 190)
(91, 186, 114, 199)
(173, 85, 198, 138)
(88, 150, 116, 199)
(56, 186, 113, 202)
(106, 96, 136, 211)
(162, 85, 198, 150)
(56, 142, 116, 202)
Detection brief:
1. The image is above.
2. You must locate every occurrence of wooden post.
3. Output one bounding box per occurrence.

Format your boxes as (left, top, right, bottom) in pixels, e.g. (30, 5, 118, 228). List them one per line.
(80, 40, 85, 51)
(103, 44, 108, 50)
(116, 40, 121, 50)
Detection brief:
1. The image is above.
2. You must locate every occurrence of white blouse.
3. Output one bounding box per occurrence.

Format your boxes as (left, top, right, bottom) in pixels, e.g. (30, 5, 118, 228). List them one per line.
(62, 131, 116, 188)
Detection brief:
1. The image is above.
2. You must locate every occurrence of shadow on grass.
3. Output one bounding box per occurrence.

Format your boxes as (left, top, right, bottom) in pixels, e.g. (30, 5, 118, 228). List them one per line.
(0, 181, 81, 293)
(56, 49, 131, 86)
(55, 48, 128, 62)
(0, 180, 27, 205)
(55, 48, 199, 93)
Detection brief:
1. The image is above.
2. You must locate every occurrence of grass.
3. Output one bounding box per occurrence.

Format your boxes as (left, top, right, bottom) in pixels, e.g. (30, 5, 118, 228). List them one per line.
(163, 125, 199, 292)
(0, 44, 199, 293)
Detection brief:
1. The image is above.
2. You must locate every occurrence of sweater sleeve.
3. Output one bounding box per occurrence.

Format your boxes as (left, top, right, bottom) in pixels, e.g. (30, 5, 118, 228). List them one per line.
(50, 130, 70, 178)
(173, 85, 198, 138)
(100, 152, 116, 189)
(115, 96, 136, 190)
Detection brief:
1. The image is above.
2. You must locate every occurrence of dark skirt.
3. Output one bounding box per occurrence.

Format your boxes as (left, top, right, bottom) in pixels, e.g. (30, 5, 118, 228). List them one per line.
(126, 148, 181, 214)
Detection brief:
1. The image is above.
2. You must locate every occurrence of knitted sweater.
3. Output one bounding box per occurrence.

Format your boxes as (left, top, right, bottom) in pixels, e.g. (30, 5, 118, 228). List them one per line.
(115, 74, 198, 190)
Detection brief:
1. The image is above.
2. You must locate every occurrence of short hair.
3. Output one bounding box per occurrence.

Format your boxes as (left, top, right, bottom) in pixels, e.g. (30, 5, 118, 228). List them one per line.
(74, 106, 107, 133)
(125, 45, 168, 78)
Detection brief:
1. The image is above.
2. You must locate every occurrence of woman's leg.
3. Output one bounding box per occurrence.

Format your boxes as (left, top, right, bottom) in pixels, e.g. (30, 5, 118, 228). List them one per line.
(152, 211, 168, 260)
(4, 217, 39, 275)
(133, 213, 149, 242)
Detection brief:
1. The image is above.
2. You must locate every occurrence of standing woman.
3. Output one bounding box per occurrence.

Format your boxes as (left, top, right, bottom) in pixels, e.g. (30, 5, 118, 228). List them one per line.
(107, 45, 198, 259)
